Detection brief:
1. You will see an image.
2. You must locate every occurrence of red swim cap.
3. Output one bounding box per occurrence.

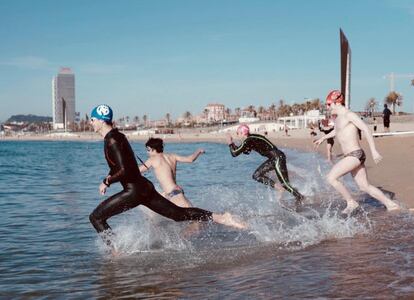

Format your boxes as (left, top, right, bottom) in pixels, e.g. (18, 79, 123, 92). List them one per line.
(237, 124, 250, 135)
(326, 90, 344, 106)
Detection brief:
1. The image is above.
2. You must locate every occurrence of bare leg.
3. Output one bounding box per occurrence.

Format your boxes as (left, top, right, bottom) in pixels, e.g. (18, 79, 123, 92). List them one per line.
(168, 193, 193, 208)
(326, 156, 361, 214)
(275, 183, 285, 202)
(168, 194, 200, 237)
(352, 165, 400, 211)
(212, 212, 247, 229)
(326, 143, 333, 163)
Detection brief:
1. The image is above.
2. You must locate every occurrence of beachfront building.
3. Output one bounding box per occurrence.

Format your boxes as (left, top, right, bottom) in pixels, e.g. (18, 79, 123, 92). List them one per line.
(205, 103, 225, 123)
(239, 110, 260, 123)
(52, 67, 75, 130)
(278, 109, 324, 129)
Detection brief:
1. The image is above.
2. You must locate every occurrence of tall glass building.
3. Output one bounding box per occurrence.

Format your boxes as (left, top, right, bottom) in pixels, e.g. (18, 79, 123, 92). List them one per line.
(52, 67, 75, 130)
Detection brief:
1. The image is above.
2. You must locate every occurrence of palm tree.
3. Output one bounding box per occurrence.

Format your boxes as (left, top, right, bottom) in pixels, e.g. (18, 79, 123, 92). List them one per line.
(142, 115, 147, 127)
(311, 98, 321, 111)
(225, 108, 231, 118)
(385, 91, 403, 114)
(183, 111, 192, 120)
(269, 104, 277, 120)
(366, 97, 377, 117)
(165, 113, 171, 126)
(133, 116, 140, 125)
(235, 107, 241, 117)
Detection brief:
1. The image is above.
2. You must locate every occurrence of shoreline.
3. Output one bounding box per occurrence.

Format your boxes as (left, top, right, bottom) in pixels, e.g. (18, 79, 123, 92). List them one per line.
(2, 124, 413, 209)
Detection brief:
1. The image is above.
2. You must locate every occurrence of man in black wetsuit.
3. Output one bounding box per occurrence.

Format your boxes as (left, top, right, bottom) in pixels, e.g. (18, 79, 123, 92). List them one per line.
(226, 124, 304, 205)
(88, 105, 246, 253)
(318, 118, 335, 162)
(383, 104, 392, 132)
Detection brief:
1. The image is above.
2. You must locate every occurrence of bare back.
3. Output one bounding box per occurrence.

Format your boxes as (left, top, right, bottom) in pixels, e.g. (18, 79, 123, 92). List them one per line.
(150, 153, 179, 193)
(334, 111, 362, 154)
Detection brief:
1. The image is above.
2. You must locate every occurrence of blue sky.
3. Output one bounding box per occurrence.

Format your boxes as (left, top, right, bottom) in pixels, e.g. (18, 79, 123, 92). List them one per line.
(0, 0, 413, 122)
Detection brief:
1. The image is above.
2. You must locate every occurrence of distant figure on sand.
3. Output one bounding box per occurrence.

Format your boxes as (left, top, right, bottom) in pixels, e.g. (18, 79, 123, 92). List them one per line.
(314, 91, 400, 216)
(226, 124, 304, 206)
(88, 105, 247, 254)
(318, 117, 335, 163)
(284, 124, 289, 136)
(383, 104, 392, 132)
(139, 138, 204, 208)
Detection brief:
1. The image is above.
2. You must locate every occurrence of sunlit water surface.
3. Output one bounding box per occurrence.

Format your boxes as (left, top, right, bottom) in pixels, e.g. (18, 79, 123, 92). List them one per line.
(0, 140, 413, 299)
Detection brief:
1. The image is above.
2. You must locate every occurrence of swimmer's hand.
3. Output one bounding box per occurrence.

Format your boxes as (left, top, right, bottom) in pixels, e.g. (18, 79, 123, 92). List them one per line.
(372, 150, 383, 164)
(197, 148, 205, 155)
(226, 133, 233, 145)
(313, 138, 323, 149)
(99, 182, 107, 195)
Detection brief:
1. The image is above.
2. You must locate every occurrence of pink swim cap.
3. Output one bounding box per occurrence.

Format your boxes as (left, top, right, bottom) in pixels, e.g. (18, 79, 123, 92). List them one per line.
(237, 124, 250, 135)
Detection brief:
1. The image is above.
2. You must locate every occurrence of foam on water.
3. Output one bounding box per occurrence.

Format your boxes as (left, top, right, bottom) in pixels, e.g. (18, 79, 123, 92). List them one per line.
(93, 145, 374, 261)
(97, 178, 372, 263)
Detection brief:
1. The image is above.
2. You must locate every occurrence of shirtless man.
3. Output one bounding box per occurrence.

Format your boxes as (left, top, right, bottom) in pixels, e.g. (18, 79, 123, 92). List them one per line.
(139, 138, 203, 208)
(314, 90, 400, 215)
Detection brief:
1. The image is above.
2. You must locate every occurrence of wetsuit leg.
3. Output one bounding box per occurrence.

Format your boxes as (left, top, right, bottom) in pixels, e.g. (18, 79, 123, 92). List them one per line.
(141, 188, 213, 222)
(252, 158, 277, 188)
(273, 152, 304, 201)
(89, 186, 140, 233)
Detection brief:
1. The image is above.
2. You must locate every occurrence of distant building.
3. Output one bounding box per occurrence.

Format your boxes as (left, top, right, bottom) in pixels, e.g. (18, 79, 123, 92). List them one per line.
(205, 103, 225, 123)
(239, 110, 260, 123)
(52, 67, 75, 130)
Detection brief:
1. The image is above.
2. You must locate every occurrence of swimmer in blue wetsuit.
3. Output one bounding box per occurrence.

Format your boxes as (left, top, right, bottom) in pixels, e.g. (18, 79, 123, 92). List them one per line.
(88, 105, 246, 253)
(226, 124, 304, 205)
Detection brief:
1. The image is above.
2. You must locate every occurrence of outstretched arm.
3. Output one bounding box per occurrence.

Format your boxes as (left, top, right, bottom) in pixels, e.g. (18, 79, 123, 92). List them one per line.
(139, 159, 152, 173)
(175, 148, 205, 163)
(313, 129, 336, 148)
(348, 112, 382, 163)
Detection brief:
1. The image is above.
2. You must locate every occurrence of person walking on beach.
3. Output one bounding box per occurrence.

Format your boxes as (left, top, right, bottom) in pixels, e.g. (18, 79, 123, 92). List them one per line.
(88, 104, 247, 253)
(318, 117, 335, 163)
(314, 91, 400, 216)
(139, 138, 204, 208)
(226, 124, 304, 205)
(383, 104, 392, 132)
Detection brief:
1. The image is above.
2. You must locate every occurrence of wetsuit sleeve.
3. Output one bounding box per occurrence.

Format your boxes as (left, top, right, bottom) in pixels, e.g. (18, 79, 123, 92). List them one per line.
(229, 138, 249, 157)
(106, 141, 127, 185)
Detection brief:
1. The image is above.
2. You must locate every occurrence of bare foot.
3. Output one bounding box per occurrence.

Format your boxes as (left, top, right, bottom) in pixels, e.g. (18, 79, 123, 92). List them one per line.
(181, 222, 201, 239)
(213, 212, 248, 230)
(341, 200, 360, 216)
(111, 247, 121, 257)
(385, 202, 401, 211)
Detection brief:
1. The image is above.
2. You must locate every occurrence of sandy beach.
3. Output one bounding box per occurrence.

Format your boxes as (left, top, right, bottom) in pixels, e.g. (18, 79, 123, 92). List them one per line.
(2, 120, 413, 209)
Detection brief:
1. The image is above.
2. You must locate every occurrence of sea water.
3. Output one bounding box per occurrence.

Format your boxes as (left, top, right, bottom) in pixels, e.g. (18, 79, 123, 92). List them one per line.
(0, 140, 413, 299)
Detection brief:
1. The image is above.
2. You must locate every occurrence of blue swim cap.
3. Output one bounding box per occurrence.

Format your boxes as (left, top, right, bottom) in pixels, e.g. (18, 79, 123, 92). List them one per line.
(91, 104, 113, 122)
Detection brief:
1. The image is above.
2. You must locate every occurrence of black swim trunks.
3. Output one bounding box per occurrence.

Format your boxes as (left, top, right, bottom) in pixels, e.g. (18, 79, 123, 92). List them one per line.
(344, 149, 366, 164)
